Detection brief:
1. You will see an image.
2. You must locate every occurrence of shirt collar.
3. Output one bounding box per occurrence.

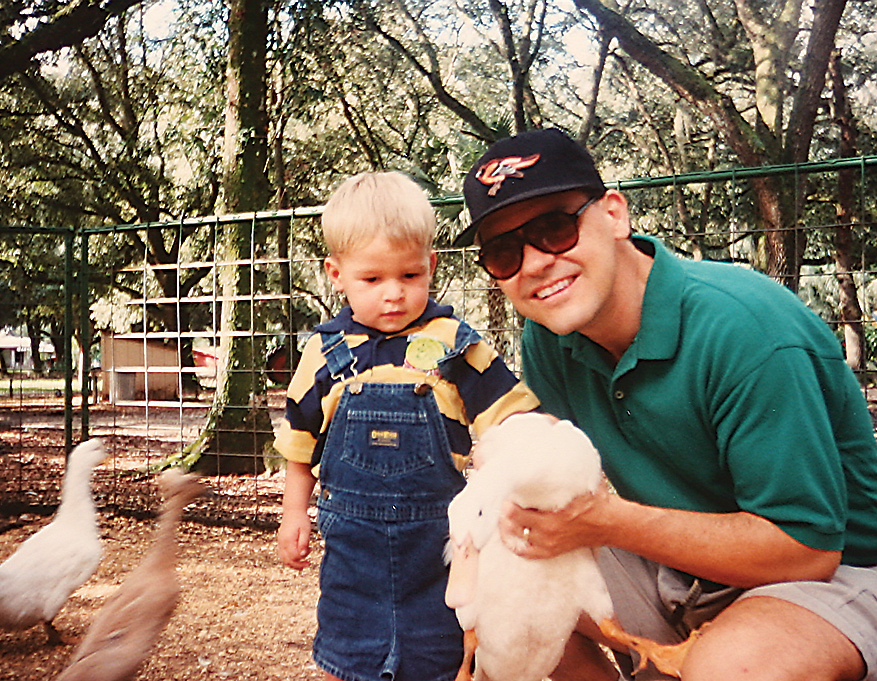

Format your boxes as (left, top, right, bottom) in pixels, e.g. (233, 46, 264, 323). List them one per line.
(634, 235, 683, 362)
(556, 234, 683, 369)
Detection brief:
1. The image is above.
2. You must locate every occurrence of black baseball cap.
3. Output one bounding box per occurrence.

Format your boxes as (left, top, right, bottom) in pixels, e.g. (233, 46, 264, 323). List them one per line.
(455, 128, 606, 247)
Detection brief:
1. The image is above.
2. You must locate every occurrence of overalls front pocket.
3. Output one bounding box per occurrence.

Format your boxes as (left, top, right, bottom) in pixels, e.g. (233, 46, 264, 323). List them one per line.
(340, 407, 436, 477)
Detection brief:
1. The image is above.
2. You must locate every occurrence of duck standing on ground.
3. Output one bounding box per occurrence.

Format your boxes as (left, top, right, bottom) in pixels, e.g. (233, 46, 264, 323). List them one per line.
(446, 413, 699, 681)
(56, 468, 206, 681)
(0, 438, 107, 645)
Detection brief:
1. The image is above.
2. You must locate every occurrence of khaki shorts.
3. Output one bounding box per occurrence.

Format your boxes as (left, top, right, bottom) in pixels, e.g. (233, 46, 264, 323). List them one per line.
(597, 547, 877, 681)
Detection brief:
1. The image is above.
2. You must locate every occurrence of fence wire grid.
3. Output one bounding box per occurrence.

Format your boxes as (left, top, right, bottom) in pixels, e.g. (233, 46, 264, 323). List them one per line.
(0, 157, 875, 528)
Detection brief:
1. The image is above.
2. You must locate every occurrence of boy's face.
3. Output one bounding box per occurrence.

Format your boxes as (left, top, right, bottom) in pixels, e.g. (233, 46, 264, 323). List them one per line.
(325, 233, 436, 334)
(475, 189, 631, 337)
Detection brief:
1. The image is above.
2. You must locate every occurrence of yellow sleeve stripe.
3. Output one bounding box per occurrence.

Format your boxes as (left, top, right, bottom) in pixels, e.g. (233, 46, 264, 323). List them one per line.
(273, 420, 318, 464)
(471, 383, 541, 437)
(464, 341, 496, 373)
(286, 334, 326, 402)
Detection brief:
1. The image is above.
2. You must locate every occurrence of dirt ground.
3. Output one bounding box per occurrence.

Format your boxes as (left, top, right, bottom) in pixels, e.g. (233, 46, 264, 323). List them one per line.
(0, 393, 329, 681)
(0, 509, 325, 681)
(2, 389, 876, 681)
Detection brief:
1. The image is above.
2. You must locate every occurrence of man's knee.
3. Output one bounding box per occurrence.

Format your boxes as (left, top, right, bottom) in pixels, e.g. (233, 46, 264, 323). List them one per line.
(681, 596, 865, 681)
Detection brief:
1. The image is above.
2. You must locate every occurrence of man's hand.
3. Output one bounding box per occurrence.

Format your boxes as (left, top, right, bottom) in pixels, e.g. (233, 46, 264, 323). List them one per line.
(498, 479, 613, 558)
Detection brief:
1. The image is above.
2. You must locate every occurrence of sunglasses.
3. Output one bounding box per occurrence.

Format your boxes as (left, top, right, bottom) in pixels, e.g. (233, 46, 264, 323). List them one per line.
(476, 193, 604, 280)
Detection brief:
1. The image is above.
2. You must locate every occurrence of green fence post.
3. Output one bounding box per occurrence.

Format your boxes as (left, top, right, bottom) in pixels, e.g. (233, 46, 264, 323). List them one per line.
(80, 229, 90, 438)
(64, 228, 74, 453)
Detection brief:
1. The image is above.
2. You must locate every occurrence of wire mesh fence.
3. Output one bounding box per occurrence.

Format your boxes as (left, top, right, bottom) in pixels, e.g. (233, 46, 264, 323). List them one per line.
(0, 157, 875, 528)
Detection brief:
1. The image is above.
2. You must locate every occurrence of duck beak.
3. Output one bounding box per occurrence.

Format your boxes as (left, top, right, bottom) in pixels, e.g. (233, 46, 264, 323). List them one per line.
(445, 532, 479, 609)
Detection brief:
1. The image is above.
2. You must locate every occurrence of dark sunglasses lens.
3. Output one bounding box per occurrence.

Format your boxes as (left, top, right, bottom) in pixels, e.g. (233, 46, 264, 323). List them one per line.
(478, 210, 582, 279)
(480, 238, 523, 280)
(527, 213, 580, 253)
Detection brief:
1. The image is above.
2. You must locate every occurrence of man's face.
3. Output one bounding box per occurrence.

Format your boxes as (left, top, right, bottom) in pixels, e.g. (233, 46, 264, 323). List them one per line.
(476, 189, 631, 337)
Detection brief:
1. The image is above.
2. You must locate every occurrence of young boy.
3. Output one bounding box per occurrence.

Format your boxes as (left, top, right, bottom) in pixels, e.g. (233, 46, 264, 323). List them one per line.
(275, 171, 539, 681)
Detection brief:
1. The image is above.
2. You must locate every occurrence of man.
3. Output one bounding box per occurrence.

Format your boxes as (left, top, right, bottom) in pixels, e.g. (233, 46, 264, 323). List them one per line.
(454, 127, 877, 681)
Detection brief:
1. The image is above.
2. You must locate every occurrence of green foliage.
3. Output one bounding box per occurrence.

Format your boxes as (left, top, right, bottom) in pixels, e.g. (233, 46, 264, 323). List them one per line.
(0, 0, 874, 385)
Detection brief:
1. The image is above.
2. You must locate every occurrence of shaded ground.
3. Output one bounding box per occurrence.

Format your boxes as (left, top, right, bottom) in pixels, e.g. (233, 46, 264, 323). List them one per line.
(0, 393, 324, 679)
(0, 396, 290, 526)
(0, 511, 324, 680)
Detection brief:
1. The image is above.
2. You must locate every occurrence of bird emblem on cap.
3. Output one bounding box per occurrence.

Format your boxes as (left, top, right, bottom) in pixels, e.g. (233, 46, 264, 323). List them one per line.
(475, 154, 540, 196)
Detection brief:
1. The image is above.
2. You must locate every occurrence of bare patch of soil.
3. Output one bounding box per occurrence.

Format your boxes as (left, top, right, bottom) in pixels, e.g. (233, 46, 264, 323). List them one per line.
(0, 512, 324, 681)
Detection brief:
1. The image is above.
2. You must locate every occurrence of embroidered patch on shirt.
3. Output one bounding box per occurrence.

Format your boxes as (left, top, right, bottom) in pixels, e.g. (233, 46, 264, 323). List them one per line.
(370, 429, 400, 448)
(404, 335, 448, 372)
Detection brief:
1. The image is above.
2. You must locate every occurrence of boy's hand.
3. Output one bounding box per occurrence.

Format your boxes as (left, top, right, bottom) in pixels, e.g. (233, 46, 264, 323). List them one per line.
(278, 511, 313, 569)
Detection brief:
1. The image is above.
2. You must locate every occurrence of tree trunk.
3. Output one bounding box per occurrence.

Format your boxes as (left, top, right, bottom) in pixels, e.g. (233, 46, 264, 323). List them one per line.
(828, 50, 866, 373)
(270, 67, 298, 387)
(749, 174, 804, 292)
(184, 0, 274, 475)
(25, 315, 45, 375)
(486, 285, 510, 362)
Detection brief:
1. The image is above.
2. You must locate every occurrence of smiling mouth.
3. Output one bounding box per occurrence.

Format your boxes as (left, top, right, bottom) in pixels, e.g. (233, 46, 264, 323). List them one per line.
(535, 277, 574, 300)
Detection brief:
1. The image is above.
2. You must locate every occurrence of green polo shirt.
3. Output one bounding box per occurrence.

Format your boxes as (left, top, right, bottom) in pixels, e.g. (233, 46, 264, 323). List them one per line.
(522, 235, 877, 566)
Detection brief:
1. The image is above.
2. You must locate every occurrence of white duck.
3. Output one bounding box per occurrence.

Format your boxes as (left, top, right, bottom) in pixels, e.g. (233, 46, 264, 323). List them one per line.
(0, 438, 107, 644)
(445, 413, 699, 681)
(56, 468, 207, 681)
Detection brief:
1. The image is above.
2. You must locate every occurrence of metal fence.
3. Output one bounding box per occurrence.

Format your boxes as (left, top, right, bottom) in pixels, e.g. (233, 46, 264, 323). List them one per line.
(1, 156, 875, 528)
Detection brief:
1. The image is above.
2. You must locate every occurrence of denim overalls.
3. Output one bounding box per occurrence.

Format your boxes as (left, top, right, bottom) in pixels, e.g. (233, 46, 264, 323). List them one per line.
(313, 325, 478, 681)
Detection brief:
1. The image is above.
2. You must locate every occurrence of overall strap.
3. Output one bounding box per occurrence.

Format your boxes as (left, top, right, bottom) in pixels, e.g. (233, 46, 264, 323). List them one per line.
(320, 331, 358, 380)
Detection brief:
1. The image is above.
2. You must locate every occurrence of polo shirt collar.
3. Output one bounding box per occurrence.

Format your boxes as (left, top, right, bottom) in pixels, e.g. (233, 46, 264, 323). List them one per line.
(556, 234, 683, 370)
(634, 235, 683, 361)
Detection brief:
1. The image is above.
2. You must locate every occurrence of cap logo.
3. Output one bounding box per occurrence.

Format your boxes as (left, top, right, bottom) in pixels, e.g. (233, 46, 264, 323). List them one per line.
(475, 153, 540, 196)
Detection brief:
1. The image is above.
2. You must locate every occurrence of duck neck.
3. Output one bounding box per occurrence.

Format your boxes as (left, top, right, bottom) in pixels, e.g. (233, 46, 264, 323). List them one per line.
(57, 456, 97, 519)
(153, 496, 186, 559)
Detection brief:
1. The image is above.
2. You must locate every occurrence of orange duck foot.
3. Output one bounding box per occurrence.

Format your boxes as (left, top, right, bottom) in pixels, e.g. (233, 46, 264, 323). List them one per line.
(454, 629, 478, 681)
(598, 618, 707, 678)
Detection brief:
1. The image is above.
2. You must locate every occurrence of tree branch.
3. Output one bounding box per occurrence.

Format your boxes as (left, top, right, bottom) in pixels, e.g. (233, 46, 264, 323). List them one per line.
(572, 0, 767, 165)
(783, 0, 847, 163)
(362, 5, 496, 141)
(0, 0, 145, 80)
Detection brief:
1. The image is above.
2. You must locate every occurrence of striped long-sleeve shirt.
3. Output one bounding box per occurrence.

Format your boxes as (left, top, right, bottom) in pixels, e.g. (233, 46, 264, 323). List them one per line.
(274, 300, 540, 471)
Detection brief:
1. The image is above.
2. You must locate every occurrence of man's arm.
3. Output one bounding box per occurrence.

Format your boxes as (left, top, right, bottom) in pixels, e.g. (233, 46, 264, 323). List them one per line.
(500, 481, 840, 589)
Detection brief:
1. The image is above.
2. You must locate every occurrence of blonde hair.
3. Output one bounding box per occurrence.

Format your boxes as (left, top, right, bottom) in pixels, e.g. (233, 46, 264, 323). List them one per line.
(321, 171, 436, 255)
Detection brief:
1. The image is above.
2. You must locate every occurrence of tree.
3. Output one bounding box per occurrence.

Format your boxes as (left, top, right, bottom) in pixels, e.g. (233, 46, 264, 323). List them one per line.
(0, 232, 67, 373)
(0, 8, 227, 388)
(827, 48, 866, 372)
(184, 0, 275, 475)
(571, 0, 848, 292)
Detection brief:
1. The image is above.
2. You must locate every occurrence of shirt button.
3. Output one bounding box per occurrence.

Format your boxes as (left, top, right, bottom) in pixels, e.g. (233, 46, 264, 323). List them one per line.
(614, 389, 625, 400)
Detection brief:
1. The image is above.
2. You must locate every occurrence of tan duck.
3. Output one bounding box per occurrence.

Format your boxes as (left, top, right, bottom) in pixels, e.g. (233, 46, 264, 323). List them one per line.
(56, 468, 206, 681)
(0, 439, 107, 644)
